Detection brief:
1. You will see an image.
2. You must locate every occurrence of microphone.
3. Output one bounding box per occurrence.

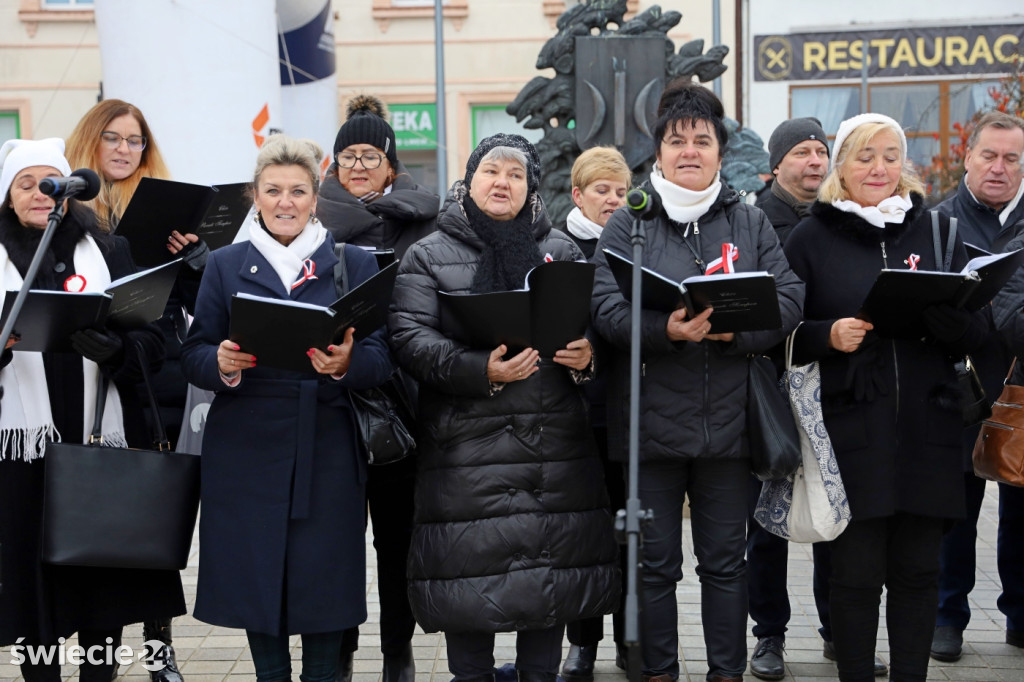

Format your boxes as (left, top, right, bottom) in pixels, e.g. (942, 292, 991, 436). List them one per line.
(626, 188, 662, 220)
(38, 168, 101, 202)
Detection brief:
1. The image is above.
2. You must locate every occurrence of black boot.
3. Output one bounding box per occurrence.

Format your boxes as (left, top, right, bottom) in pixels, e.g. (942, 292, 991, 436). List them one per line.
(560, 644, 597, 682)
(142, 619, 183, 682)
(337, 648, 354, 682)
(382, 642, 415, 682)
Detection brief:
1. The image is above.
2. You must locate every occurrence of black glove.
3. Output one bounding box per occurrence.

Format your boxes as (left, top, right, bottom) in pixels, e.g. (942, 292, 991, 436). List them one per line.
(70, 328, 124, 366)
(923, 303, 971, 344)
(180, 238, 210, 272)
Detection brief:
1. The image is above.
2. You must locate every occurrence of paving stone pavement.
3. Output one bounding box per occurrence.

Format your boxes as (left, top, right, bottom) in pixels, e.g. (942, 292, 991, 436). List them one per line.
(2, 482, 1021, 681)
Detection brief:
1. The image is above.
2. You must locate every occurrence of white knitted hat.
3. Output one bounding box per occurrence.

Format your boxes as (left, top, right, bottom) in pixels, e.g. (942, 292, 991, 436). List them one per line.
(0, 138, 72, 204)
(831, 113, 907, 172)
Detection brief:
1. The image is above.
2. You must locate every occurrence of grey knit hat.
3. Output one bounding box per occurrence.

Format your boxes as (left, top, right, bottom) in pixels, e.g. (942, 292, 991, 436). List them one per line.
(334, 94, 398, 168)
(768, 117, 829, 171)
(465, 133, 541, 194)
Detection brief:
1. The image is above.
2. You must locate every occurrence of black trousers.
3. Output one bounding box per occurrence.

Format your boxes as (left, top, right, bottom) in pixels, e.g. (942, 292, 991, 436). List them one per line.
(19, 629, 122, 682)
(829, 512, 945, 682)
(746, 474, 833, 640)
(565, 427, 626, 647)
(638, 458, 749, 680)
(446, 626, 564, 680)
(341, 454, 417, 656)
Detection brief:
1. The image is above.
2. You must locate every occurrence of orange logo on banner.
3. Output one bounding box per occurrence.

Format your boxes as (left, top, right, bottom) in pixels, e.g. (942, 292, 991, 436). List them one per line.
(252, 104, 270, 147)
(319, 155, 330, 179)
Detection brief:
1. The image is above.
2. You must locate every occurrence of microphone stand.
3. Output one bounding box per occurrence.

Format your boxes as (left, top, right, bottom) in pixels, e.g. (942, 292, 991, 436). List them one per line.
(616, 210, 654, 682)
(0, 200, 67, 597)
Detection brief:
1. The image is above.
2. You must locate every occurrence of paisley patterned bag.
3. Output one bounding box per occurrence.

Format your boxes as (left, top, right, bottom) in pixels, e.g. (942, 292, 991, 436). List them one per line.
(754, 326, 852, 543)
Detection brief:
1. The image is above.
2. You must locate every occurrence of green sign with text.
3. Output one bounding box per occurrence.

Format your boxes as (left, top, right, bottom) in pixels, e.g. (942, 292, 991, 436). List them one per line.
(391, 104, 437, 150)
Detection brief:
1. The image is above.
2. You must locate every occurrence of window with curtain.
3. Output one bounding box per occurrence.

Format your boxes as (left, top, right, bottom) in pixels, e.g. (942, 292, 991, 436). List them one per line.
(791, 86, 859, 137)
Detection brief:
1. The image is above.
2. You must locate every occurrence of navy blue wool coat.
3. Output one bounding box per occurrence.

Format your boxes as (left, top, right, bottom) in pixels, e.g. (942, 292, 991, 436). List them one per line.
(181, 234, 392, 636)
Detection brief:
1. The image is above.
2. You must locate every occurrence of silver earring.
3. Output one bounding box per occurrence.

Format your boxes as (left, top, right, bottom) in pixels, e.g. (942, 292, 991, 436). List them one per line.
(310, 214, 319, 224)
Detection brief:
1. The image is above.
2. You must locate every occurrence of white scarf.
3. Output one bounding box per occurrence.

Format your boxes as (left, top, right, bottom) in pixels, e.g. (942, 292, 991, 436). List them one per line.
(248, 216, 328, 294)
(832, 193, 914, 228)
(565, 206, 604, 241)
(0, 235, 126, 461)
(649, 167, 722, 224)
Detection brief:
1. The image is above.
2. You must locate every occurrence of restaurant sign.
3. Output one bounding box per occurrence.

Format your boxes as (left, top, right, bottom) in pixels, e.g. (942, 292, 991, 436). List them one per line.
(755, 24, 1023, 81)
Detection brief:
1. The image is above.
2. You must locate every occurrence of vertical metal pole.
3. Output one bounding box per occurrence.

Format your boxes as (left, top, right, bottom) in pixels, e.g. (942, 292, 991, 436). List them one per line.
(712, 0, 722, 97)
(860, 39, 869, 113)
(434, 0, 448, 200)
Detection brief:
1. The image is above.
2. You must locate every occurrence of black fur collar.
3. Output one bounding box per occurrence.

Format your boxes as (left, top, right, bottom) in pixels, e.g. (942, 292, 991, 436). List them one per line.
(809, 193, 925, 246)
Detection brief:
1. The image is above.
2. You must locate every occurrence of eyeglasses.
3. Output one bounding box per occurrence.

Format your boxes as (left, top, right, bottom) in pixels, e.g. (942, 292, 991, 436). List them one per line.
(100, 131, 147, 152)
(337, 152, 383, 169)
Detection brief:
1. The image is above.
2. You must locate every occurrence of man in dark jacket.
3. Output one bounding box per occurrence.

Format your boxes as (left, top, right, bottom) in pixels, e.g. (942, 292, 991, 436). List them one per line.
(931, 110, 1024, 662)
(754, 117, 829, 244)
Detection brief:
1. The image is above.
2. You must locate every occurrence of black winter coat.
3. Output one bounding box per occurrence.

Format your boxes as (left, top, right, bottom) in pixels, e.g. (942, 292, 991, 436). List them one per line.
(387, 183, 620, 634)
(784, 195, 987, 521)
(0, 204, 181, 645)
(317, 161, 439, 260)
(754, 182, 803, 246)
(591, 182, 804, 463)
(936, 178, 1024, 464)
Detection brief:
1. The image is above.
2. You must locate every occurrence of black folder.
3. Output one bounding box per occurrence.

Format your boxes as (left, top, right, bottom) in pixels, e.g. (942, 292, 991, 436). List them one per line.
(859, 248, 1024, 338)
(2, 259, 181, 353)
(438, 260, 595, 357)
(604, 249, 782, 333)
(116, 178, 249, 268)
(229, 262, 398, 373)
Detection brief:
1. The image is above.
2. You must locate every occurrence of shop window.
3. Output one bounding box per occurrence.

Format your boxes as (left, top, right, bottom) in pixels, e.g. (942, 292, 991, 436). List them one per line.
(790, 79, 1000, 170)
(471, 105, 543, 148)
(0, 112, 21, 142)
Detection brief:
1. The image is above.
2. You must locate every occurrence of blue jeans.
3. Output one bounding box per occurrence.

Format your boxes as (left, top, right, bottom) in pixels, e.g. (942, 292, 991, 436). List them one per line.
(936, 472, 1024, 632)
(246, 630, 343, 682)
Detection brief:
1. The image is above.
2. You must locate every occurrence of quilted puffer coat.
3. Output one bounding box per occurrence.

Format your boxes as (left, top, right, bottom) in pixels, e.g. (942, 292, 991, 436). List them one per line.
(387, 183, 620, 634)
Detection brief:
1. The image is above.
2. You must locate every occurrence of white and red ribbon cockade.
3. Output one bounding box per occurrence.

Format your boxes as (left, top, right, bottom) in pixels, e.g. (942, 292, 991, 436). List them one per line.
(63, 274, 87, 292)
(704, 243, 739, 275)
(291, 259, 319, 290)
(905, 254, 920, 271)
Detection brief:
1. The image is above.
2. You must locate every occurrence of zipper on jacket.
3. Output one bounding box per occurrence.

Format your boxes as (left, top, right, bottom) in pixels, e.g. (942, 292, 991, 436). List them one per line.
(702, 344, 711, 456)
(693, 221, 700, 235)
(880, 239, 901, 422)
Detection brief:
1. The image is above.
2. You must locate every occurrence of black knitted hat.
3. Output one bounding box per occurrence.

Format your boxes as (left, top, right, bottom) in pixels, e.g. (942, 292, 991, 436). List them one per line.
(464, 133, 541, 194)
(334, 94, 398, 168)
(768, 117, 829, 171)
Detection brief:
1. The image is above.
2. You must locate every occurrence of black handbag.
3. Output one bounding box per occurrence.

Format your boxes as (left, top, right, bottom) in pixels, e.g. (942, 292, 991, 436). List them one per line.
(747, 353, 802, 481)
(41, 343, 200, 570)
(333, 242, 417, 465)
(931, 211, 991, 427)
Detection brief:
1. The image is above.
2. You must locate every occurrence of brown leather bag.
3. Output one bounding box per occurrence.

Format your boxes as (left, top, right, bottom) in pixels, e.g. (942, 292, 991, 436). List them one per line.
(973, 360, 1024, 487)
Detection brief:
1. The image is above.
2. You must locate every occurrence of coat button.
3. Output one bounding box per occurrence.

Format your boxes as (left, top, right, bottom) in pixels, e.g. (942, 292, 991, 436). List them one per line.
(250, 265, 258, 273)
(54, 262, 66, 273)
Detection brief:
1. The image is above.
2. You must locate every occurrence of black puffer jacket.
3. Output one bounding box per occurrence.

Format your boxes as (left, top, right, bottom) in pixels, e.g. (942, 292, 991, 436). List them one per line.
(591, 182, 804, 463)
(785, 195, 987, 520)
(387, 182, 620, 634)
(317, 161, 438, 259)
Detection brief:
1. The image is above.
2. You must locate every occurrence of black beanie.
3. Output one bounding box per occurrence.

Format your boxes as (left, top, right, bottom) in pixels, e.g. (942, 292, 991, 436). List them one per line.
(334, 94, 398, 168)
(464, 133, 541, 194)
(768, 117, 829, 171)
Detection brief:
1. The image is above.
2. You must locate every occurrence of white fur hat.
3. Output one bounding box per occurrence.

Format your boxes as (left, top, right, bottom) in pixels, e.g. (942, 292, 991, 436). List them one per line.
(0, 138, 72, 204)
(831, 113, 908, 172)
